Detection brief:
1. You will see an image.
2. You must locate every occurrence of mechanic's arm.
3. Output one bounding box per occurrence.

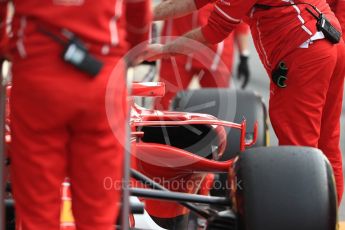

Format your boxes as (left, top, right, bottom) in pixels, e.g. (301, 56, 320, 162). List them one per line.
(125, 0, 152, 48)
(334, 0, 345, 38)
(154, 0, 213, 21)
(144, 0, 256, 61)
(234, 23, 250, 56)
(234, 23, 251, 88)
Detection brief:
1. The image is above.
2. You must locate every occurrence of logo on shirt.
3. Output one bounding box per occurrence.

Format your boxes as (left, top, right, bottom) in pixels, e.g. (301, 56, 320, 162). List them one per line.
(53, 0, 84, 6)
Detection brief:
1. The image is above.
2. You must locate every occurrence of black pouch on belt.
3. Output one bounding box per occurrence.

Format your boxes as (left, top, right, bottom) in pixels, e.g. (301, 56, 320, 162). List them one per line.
(306, 8, 341, 44)
(39, 26, 103, 77)
(62, 37, 103, 77)
(271, 62, 288, 88)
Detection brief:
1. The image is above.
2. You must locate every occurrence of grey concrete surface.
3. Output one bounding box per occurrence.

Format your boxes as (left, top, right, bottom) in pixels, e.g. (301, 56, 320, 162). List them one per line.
(232, 37, 345, 219)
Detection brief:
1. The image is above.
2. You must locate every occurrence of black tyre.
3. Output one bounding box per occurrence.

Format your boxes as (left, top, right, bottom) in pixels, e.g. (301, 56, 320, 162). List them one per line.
(172, 88, 268, 160)
(6, 199, 15, 230)
(234, 146, 337, 230)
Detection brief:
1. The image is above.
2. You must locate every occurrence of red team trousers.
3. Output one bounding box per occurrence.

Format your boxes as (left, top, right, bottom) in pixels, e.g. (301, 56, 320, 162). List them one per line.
(269, 39, 345, 203)
(10, 42, 126, 229)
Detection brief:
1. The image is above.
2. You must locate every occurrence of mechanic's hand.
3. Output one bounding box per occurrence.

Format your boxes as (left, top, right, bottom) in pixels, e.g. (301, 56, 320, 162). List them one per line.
(237, 54, 250, 89)
(144, 44, 166, 61)
(133, 44, 167, 65)
(0, 58, 6, 77)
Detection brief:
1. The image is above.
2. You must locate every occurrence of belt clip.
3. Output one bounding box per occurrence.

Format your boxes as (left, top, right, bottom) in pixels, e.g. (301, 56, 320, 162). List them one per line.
(272, 61, 288, 88)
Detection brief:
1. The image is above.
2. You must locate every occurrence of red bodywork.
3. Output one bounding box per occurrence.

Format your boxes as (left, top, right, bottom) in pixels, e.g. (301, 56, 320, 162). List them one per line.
(130, 82, 257, 219)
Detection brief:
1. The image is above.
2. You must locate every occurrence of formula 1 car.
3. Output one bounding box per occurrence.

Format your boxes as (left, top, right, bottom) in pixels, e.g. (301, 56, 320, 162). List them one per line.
(3, 82, 338, 230)
(127, 82, 338, 230)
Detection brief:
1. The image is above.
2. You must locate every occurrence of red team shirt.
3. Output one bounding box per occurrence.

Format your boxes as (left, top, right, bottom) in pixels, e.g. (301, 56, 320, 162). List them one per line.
(162, 3, 249, 40)
(1, 0, 150, 59)
(196, 0, 342, 72)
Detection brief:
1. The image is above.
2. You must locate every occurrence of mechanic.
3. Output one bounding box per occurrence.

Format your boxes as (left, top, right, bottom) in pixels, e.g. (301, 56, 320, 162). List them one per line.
(155, 4, 250, 110)
(327, 0, 345, 38)
(143, 0, 345, 204)
(1, 0, 151, 229)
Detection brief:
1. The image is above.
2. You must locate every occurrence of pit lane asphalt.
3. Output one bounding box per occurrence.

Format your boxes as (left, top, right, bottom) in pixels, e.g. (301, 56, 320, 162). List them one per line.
(233, 37, 345, 220)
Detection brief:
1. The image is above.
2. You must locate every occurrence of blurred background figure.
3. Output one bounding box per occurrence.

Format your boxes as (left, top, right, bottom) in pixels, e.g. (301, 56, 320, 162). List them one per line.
(154, 3, 250, 110)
